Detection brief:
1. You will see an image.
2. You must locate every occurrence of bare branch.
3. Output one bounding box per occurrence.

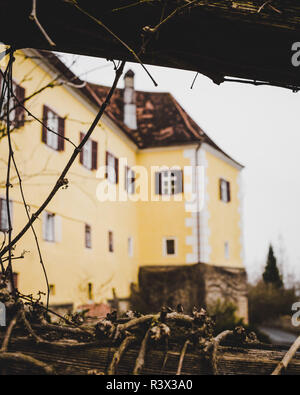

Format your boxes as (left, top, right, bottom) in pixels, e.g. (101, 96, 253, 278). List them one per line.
(29, 0, 56, 47)
(176, 339, 190, 375)
(1, 312, 20, 352)
(0, 61, 126, 259)
(272, 335, 300, 375)
(0, 352, 54, 374)
(133, 328, 151, 375)
(67, 0, 157, 87)
(211, 330, 233, 375)
(108, 335, 136, 375)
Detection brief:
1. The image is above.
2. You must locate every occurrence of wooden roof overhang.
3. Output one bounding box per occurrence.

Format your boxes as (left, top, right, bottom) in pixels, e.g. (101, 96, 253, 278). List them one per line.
(1, 0, 300, 89)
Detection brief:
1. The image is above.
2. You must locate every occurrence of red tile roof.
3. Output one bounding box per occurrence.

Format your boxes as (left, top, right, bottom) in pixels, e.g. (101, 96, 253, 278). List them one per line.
(88, 82, 206, 149)
(37, 50, 243, 166)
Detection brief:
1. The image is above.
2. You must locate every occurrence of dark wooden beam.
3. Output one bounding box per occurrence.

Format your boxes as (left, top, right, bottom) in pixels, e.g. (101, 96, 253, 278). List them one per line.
(2, 336, 300, 375)
(1, 0, 300, 88)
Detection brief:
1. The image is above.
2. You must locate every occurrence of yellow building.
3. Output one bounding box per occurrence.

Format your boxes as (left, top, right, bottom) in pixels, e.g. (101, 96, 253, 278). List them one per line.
(0, 49, 246, 318)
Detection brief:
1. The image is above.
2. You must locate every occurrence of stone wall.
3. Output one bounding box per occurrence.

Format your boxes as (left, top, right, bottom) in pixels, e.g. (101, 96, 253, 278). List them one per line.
(132, 263, 248, 322)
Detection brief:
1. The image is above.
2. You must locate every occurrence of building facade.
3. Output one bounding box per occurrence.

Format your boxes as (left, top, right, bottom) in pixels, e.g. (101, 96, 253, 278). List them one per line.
(0, 49, 246, 318)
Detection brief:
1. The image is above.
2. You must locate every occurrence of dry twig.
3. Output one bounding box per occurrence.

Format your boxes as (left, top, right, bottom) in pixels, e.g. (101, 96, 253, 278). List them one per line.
(210, 330, 233, 375)
(133, 328, 151, 375)
(272, 335, 300, 375)
(0, 312, 20, 352)
(29, 0, 56, 47)
(176, 339, 190, 375)
(0, 61, 126, 259)
(108, 335, 136, 375)
(0, 352, 54, 374)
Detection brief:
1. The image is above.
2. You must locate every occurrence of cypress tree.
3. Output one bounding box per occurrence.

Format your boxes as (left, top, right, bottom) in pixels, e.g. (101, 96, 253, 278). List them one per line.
(263, 244, 283, 288)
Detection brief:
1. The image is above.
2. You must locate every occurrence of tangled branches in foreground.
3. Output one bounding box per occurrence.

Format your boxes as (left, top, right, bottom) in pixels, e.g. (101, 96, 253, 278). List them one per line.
(0, 280, 259, 375)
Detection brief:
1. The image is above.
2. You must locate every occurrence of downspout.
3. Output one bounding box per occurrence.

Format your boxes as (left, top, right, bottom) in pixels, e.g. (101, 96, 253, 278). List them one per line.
(195, 143, 202, 264)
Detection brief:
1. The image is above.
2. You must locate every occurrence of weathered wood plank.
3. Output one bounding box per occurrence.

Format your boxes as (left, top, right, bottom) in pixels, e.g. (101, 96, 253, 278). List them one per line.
(1, 337, 300, 375)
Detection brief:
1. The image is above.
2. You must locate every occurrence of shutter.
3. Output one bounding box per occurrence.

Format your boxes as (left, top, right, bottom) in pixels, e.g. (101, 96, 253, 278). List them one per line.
(15, 84, 25, 127)
(131, 170, 135, 194)
(79, 132, 84, 164)
(85, 224, 91, 248)
(58, 117, 65, 151)
(42, 211, 48, 240)
(227, 181, 231, 202)
(0, 198, 2, 230)
(92, 140, 98, 170)
(42, 106, 49, 143)
(125, 166, 128, 191)
(115, 157, 119, 184)
(8, 200, 13, 230)
(105, 151, 109, 178)
(174, 170, 183, 194)
(155, 172, 162, 195)
(219, 179, 223, 201)
(55, 215, 62, 242)
(85, 225, 88, 248)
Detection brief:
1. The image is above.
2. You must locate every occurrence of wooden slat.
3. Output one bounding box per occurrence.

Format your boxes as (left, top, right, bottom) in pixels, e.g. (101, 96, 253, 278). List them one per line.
(1, 337, 300, 375)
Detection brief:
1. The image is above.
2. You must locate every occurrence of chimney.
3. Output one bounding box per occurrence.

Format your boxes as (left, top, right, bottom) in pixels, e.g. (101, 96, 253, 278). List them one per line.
(123, 69, 137, 130)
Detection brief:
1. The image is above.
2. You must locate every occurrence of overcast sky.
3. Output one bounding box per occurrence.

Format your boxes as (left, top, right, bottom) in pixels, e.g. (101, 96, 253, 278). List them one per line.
(59, 52, 300, 285)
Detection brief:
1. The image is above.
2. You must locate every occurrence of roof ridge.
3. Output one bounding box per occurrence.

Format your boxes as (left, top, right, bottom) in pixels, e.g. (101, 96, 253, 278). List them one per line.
(36, 50, 242, 162)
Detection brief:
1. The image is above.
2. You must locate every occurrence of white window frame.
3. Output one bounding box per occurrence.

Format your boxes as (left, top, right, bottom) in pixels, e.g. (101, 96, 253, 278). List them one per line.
(43, 211, 56, 242)
(46, 110, 59, 150)
(107, 153, 117, 184)
(128, 236, 133, 257)
(163, 237, 177, 257)
(82, 139, 92, 170)
(0, 198, 13, 232)
(220, 178, 230, 203)
(224, 241, 230, 260)
(126, 168, 135, 194)
(161, 171, 177, 195)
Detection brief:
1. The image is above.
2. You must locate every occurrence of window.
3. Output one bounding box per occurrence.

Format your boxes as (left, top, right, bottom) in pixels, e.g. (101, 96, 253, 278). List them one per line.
(125, 166, 135, 194)
(108, 231, 114, 252)
(79, 132, 98, 170)
(0, 76, 25, 128)
(224, 242, 229, 260)
(155, 170, 183, 195)
(6, 273, 18, 292)
(0, 198, 13, 232)
(163, 238, 176, 256)
(88, 282, 93, 300)
(42, 105, 65, 151)
(219, 178, 231, 203)
(85, 224, 92, 249)
(106, 152, 119, 184)
(43, 212, 55, 242)
(128, 237, 133, 257)
(49, 284, 55, 296)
